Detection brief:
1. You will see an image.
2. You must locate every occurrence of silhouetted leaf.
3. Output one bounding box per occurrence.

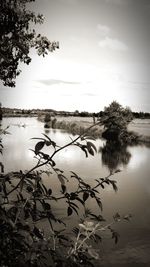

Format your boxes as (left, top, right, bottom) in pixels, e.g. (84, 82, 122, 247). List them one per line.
(69, 201, 79, 209)
(87, 141, 97, 153)
(48, 188, 52, 195)
(67, 206, 73, 216)
(83, 191, 89, 202)
(101, 183, 105, 189)
(61, 184, 66, 194)
(115, 169, 121, 173)
(0, 162, 4, 173)
(35, 141, 45, 155)
(110, 180, 118, 192)
(70, 205, 78, 215)
(84, 135, 96, 141)
(54, 168, 64, 173)
(75, 197, 85, 206)
(50, 159, 56, 166)
(88, 147, 94, 156)
(81, 146, 88, 157)
(41, 183, 48, 194)
(42, 153, 49, 160)
(70, 192, 78, 200)
(57, 174, 65, 185)
(95, 198, 103, 211)
(51, 141, 56, 148)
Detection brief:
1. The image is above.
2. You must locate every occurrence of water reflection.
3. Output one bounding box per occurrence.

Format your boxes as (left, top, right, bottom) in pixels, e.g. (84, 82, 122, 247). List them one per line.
(44, 128, 50, 134)
(100, 141, 131, 173)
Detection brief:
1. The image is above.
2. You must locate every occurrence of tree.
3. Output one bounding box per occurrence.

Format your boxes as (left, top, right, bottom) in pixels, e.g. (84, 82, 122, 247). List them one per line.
(0, 0, 59, 87)
(100, 101, 133, 142)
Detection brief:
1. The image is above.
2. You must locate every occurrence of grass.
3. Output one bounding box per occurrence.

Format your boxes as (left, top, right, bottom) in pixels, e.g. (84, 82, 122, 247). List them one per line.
(38, 115, 150, 146)
(44, 119, 103, 138)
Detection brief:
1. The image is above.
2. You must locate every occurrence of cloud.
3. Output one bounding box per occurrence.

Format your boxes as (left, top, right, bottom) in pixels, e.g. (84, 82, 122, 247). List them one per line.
(37, 79, 80, 86)
(97, 24, 110, 36)
(98, 37, 128, 51)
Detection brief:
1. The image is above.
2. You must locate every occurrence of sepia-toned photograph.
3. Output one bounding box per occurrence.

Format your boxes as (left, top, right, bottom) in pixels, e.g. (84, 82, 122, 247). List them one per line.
(0, 0, 150, 266)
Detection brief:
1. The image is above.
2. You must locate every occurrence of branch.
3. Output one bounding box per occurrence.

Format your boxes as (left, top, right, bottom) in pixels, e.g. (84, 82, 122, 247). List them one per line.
(6, 121, 101, 196)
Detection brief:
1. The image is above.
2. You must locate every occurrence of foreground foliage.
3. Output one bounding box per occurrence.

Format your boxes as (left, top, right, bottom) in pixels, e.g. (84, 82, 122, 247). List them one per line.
(0, 124, 131, 267)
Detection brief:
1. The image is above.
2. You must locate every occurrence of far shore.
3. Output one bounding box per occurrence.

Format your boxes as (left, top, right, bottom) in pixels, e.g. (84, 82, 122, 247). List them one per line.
(2, 114, 150, 145)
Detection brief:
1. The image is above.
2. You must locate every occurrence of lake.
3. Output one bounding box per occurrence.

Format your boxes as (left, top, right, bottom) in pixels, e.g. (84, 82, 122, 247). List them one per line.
(1, 117, 150, 267)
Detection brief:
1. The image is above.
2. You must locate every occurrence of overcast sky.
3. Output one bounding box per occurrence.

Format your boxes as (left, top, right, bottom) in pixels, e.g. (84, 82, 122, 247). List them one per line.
(1, 0, 150, 112)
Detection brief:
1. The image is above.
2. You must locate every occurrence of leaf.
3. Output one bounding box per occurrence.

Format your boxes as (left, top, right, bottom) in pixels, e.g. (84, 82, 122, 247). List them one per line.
(35, 141, 45, 155)
(115, 169, 121, 173)
(88, 147, 95, 156)
(81, 146, 88, 158)
(87, 141, 97, 153)
(101, 183, 105, 189)
(75, 197, 85, 206)
(42, 153, 49, 160)
(95, 198, 103, 211)
(70, 192, 78, 200)
(48, 188, 52, 195)
(49, 159, 56, 166)
(0, 162, 4, 173)
(69, 201, 79, 209)
(70, 205, 78, 215)
(51, 141, 56, 148)
(57, 174, 65, 185)
(31, 137, 45, 141)
(41, 183, 48, 194)
(70, 171, 80, 180)
(110, 180, 118, 192)
(83, 191, 89, 202)
(84, 135, 96, 141)
(67, 206, 73, 216)
(42, 133, 51, 142)
(54, 168, 64, 173)
(61, 184, 66, 194)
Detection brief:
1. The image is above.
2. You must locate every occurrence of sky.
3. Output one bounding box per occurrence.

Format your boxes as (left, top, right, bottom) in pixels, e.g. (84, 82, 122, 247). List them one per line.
(1, 0, 150, 112)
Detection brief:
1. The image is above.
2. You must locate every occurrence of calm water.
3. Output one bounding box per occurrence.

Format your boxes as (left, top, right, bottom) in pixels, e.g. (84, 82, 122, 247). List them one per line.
(1, 117, 150, 267)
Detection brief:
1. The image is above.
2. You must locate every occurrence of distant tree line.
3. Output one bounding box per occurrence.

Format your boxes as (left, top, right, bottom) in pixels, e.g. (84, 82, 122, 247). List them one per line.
(1, 107, 150, 119)
(98, 111, 150, 119)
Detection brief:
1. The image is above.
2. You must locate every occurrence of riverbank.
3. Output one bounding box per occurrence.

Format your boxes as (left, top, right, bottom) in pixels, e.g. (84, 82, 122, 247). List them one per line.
(36, 115, 150, 146)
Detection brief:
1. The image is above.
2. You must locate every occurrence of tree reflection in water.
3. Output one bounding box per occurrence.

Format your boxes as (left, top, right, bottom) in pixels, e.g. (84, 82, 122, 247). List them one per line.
(100, 141, 131, 173)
